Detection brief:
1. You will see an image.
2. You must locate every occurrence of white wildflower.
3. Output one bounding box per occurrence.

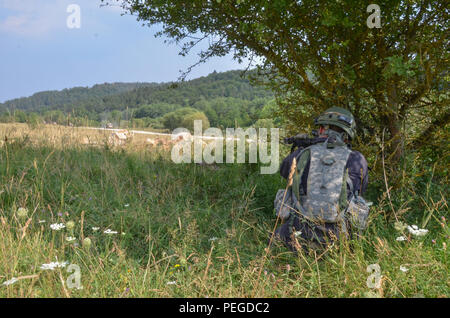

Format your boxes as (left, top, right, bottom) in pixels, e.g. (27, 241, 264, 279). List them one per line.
(399, 265, 409, 272)
(407, 225, 428, 237)
(166, 281, 177, 285)
(92, 227, 100, 231)
(50, 223, 65, 231)
(17, 207, 28, 218)
(38, 220, 46, 224)
(40, 261, 69, 270)
(208, 237, 218, 242)
(65, 236, 76, 242)
(396, 236, 407, 241)
(103, 229, 118, 235)
(2, 277, 18, 286)
(124, 204, 130, 207)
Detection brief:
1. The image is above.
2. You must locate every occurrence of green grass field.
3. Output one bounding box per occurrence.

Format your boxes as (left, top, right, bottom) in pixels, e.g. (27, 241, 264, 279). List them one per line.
(0, 125, 448, 298)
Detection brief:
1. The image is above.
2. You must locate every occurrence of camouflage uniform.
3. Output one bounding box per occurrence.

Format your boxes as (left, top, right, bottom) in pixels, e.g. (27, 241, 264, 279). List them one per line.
(274, 141, 369, 252)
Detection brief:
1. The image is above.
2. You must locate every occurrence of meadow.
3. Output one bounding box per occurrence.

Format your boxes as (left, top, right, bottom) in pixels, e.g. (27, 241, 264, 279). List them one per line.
(0, 123, 448, 298)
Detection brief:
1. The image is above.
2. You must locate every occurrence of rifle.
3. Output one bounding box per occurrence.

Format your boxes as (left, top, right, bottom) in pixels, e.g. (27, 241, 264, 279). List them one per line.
(282, 130, 327, 153)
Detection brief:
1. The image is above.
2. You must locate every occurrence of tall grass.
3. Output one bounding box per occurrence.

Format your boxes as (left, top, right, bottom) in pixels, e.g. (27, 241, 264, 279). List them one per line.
(0, 124, 448, 297)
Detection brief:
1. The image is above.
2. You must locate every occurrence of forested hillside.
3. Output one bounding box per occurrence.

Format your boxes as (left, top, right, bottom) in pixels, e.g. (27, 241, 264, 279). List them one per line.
(0, 82, 158, 112)
(0, 70, 275, 130)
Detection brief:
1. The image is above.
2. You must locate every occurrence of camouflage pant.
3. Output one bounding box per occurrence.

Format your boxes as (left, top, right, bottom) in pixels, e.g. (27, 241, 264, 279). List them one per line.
(271, 215, 350, 253)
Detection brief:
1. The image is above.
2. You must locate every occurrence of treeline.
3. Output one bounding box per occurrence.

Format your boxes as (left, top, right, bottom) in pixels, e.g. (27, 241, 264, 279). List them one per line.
(0, 70, 277, 130)
(0, 82, 157, 112)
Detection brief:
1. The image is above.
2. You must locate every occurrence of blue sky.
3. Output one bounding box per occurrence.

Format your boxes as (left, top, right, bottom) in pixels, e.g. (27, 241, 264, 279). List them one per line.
(0, 0, 246, 102)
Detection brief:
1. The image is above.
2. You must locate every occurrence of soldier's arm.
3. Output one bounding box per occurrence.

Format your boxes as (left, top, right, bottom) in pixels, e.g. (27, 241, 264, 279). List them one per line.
(346, 151, 369, 196)
(279, 148, 303, 179)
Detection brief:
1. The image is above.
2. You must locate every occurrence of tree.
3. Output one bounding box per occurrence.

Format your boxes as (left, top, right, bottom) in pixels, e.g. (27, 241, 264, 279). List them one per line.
(43, 110, 65, 124)
(112, 0, 449, 160)
(162, 107, 199, 130)
(135, 103, 181, 118)
(207, 98, 243, 128)
(14, 110, 27, 123)
(259, 99, 283, 127)
(26, 112, 43, 129)
(181, 111, 210, 132)
(254, 118, 274, 129)
(110, 110, 122, 127)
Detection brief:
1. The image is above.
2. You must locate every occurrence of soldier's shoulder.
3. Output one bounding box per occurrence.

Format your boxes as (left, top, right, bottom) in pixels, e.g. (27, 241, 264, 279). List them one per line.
(349, 150, 368, 165)
(350, 149, 366, 157)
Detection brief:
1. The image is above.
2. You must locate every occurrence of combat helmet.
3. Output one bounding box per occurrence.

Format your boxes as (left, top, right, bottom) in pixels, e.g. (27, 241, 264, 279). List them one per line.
(314, 107, 356, 140)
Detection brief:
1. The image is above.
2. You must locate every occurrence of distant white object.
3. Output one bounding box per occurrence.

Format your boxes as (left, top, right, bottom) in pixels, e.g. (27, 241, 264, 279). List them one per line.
(115, 132, 127, 140)
(2, 277, 19, 286)
(109, 131, 129, 146)
(407, 225, 428, 237)
(104, 229, 118, 235)
(174, 132, 193, 142)
(50, 223, 65, 231)
(81, 136, 90, 145)
(40, 261, 69, 270)
(399, 265, 409, 273)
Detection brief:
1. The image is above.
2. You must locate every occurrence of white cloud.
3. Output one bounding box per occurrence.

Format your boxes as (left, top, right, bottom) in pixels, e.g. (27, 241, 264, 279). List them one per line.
(1, 14, 27, 30)
(0, 0, 68, 36)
